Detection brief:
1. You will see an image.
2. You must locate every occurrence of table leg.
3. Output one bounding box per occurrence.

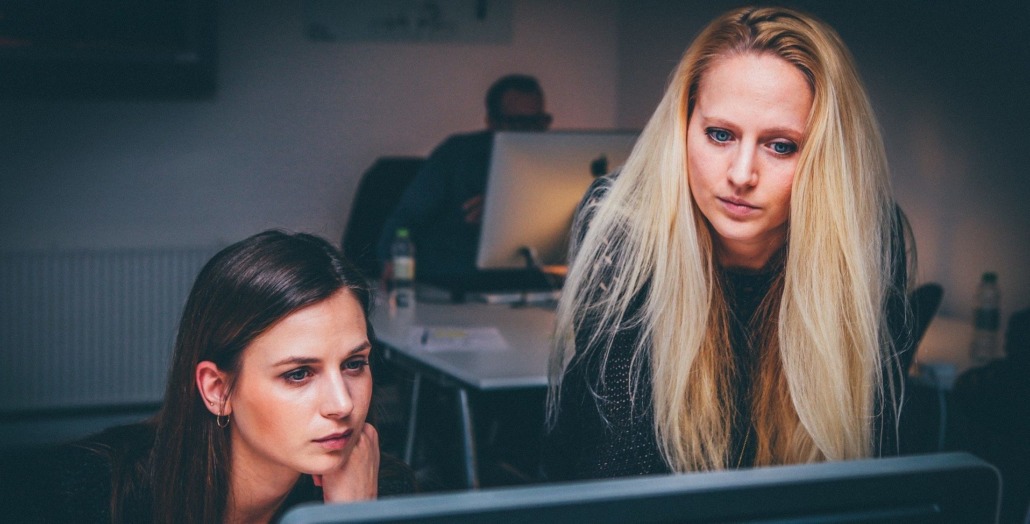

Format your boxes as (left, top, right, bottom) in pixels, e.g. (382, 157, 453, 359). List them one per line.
(403, 371, 421, 465)
(457, 387, 480, 489)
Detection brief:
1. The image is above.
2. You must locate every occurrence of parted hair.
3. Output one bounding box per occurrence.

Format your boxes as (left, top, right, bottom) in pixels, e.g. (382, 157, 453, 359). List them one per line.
(549, 6, 907, 472)
(84, 230, 373, 523)
(154, 230, 373, 523)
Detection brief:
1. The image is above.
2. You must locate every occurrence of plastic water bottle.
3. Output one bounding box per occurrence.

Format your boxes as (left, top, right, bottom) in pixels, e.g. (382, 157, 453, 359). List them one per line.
(389, 228, 416, 318)
(969, 271, 1000, 364)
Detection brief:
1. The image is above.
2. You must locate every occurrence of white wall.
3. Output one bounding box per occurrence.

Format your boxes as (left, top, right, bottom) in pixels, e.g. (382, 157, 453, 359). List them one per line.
(2, 0, 1028, 327)
(0, 0, 619, 251)
(615, 0, 1030, 325)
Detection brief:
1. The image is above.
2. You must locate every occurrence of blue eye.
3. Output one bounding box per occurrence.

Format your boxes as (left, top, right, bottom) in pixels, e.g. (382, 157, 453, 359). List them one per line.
(771, 141, 798, 155)
(283, 367, 312, 383)
(706, 128, 732, 143)
(344, 359, 369, 374)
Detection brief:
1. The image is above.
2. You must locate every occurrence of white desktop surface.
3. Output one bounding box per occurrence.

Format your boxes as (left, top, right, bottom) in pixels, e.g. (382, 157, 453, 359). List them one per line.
(911, 314, 979, 389)
(915, 315, 974, 371)
(373, 304, 978, 391)
(371, 300, 555, 390)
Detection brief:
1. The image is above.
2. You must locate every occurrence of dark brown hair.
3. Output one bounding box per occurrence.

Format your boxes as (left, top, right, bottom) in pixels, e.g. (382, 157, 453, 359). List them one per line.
(101, 230, 372, 523)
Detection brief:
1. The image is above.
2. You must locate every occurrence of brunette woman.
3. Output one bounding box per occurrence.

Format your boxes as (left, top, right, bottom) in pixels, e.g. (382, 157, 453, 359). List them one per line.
(49, 230, 413, 523)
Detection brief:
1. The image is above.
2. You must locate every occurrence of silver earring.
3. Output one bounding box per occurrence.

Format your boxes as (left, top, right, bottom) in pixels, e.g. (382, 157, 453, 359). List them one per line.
(216, 412, 230, 428)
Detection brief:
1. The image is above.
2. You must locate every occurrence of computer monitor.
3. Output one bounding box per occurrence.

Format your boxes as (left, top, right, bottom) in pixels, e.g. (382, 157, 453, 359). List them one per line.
(280, 452, 1000, 524)
(475, 130, 639, 271)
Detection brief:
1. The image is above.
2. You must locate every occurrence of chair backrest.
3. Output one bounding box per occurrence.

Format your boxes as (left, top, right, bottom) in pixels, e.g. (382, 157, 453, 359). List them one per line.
(904, 282, 944, 372)
(341, 157, 425, 279)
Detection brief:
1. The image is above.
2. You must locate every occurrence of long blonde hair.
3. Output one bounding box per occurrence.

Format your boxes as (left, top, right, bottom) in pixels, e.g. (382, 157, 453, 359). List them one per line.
(549, 6, 906, 472)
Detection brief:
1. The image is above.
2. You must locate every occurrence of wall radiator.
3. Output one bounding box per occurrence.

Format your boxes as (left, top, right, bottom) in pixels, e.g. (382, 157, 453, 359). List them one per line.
(0, 247, 219, 413)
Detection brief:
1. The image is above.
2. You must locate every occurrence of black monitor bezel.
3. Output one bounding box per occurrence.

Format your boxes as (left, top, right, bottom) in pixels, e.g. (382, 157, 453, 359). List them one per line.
(281, 452, 1000, 524)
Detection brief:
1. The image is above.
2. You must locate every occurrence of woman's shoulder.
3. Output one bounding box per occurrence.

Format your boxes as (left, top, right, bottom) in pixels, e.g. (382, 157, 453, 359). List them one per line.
(378, 452, 418, 497)
(27, 423, 154, 522)
(3, 441, 111, 522)
(70, 422, 157, 470)
(569, 172, 619, 252)
(582, 171, 617, 206)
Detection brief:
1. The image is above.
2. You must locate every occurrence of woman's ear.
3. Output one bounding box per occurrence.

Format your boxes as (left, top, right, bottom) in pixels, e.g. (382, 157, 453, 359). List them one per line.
(196, 361, 231, 416)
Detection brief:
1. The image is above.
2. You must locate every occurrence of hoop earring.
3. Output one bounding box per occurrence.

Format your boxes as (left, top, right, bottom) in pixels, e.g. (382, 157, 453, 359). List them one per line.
(216, 412, 230, 428)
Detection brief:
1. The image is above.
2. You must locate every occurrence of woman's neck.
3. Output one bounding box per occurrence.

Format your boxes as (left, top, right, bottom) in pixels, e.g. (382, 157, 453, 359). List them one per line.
(717, 247, 774, 272)
(225, 454, 300, 524)
(715, 235, 786, 271)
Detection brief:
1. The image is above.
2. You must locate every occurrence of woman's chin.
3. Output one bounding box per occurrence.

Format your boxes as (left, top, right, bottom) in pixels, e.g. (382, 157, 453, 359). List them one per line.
(303, 453, 349, 476)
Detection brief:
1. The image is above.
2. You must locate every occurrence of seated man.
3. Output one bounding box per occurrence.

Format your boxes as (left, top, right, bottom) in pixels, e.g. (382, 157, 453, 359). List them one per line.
(951, 308, 1030, 523)
(377, 74, 553, 292)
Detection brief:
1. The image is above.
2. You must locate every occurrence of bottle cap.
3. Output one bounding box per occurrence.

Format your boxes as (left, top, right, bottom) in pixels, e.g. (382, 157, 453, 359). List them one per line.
(396, 228, 410, 239)
(982, 272, 997, 283)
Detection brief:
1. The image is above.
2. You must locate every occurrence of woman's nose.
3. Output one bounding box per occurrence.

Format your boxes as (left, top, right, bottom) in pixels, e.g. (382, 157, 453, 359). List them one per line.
(728, 144, 758, 188)
(320, 376, 354, 419)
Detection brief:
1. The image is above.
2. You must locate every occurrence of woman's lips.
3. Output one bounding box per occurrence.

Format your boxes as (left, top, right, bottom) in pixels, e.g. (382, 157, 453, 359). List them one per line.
(314, 430, 352, 451)
(718, 196, 759, 216)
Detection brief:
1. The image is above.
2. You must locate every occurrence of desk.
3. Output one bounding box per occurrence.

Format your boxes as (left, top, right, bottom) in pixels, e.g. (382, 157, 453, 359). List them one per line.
(906, 314, 979, 453)
(912, 314, 975, 388)
(371, 300, 555, 488)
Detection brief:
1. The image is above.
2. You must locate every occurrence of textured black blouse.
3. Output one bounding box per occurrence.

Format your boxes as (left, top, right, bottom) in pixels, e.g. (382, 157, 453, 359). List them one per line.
(543, 175, 910, 481)
(25, 423, 416, 523)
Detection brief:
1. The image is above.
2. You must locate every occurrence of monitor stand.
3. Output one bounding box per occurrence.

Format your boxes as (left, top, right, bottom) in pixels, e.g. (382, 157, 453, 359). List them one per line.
(509, 246, 561, 308)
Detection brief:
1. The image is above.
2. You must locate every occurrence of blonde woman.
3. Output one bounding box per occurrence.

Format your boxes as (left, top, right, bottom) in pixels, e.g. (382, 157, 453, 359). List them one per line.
(545, 6, 912, 480)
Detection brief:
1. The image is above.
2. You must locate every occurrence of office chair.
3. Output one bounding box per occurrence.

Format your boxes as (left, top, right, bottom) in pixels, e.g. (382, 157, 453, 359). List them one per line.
(339, 157, 426, 460)
(897, 282, 945, 455)
(340, 156, 425, 279)
(903, 282, 944, 374)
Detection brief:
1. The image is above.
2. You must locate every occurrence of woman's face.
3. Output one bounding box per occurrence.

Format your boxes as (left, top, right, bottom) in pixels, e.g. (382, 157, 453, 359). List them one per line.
(686, 52, 813, 269)
(225, 289, 373, 480)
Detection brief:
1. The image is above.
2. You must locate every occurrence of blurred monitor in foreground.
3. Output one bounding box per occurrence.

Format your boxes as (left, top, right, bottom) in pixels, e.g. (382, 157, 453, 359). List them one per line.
(280, 452, 1000, 524)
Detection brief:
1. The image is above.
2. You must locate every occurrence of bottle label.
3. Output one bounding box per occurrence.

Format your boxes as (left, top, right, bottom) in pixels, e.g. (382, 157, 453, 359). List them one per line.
(974, 308, 999, 331)
(394, 256, 414, 280)
(395, 290, 413, 308)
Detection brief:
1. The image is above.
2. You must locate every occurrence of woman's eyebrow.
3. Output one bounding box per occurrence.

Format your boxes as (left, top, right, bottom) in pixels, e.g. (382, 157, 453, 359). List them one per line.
(271, 356, 320, 367)
(270, 341, 371, 367)
(760, 126, 805, 139)
(348, 341, 372, 355)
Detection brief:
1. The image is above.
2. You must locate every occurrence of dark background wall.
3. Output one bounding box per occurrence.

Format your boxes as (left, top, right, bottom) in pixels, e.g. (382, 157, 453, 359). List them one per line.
(0, 0, 621, 251)
(2, 0, 1028, 327)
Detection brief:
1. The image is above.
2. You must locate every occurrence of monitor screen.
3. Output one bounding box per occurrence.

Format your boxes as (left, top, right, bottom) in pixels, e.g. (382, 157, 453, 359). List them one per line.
(280, 452, 1000, 524)
(475, 130, 639, 271)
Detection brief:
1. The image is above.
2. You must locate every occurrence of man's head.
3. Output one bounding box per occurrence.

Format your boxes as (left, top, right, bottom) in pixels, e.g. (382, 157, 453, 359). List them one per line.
(485, 74, 552, 132)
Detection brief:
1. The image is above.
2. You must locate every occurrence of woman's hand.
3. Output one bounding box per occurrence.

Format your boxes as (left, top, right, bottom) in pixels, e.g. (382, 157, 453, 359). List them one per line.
(314, 422, 380, 503)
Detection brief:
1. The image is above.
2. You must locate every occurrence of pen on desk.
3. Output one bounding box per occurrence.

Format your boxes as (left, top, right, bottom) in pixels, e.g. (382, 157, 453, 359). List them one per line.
(420, 328, 429, 346)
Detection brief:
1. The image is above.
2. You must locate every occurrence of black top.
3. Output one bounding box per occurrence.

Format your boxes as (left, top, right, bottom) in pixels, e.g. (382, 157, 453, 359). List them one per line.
(544, 175, 910, 481)
(27, 423, 415, 523)
(544, 269, 781, 480)
(377, 130, 494, 281)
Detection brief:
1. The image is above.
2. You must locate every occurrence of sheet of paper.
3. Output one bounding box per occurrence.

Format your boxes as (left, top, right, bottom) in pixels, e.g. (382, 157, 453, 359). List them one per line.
(407, 326, 509, 352)
(472, 290, 561, 305)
